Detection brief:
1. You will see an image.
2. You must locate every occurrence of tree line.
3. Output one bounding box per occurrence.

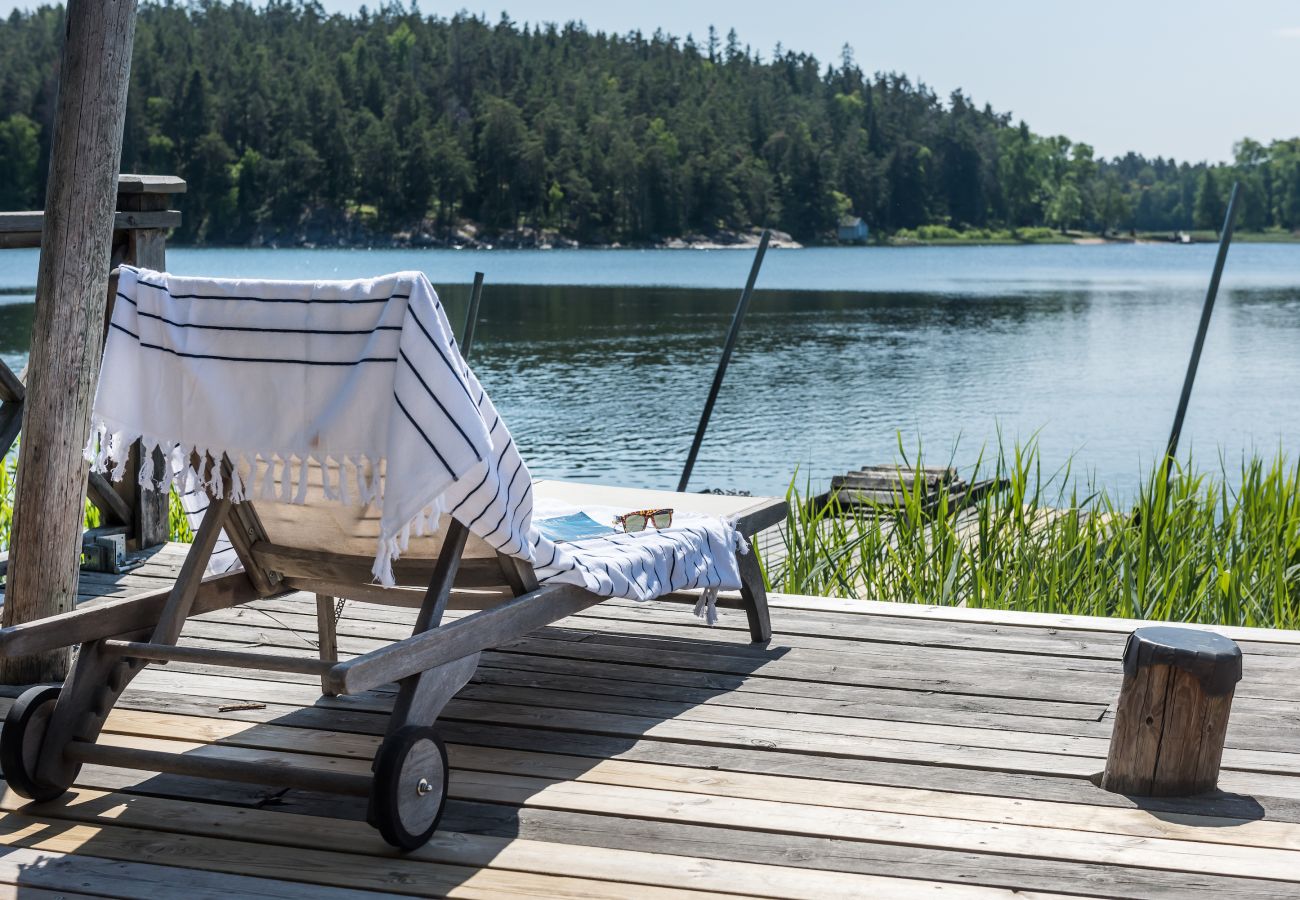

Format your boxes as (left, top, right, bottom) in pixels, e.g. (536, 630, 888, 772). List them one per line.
(1, 1, 1299, 244)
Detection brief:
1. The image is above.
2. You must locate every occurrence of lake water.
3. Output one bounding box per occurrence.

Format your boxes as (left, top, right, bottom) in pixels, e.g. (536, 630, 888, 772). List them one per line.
(3, 244, 1299, 497)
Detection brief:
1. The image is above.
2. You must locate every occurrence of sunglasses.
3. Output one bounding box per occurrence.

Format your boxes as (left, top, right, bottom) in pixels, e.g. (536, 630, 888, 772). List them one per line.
(612, 508, 674, 533)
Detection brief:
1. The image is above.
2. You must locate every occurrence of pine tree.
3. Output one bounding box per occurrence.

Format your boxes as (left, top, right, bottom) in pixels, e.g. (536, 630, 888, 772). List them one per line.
(1195, 168, 1226, 230)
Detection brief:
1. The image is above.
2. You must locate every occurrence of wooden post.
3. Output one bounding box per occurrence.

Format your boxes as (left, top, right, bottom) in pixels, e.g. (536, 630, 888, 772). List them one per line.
(1101, 626, 1242, 797)
(1, 0, 140, 684)
(112, 175, 186, 548)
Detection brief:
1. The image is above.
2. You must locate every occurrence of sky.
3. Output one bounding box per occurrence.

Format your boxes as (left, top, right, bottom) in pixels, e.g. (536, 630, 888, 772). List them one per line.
(3, 0, 1296, 162)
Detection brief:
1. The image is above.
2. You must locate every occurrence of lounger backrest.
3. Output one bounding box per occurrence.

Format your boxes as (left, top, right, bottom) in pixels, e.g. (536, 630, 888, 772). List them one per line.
(247, 458, 498, 562)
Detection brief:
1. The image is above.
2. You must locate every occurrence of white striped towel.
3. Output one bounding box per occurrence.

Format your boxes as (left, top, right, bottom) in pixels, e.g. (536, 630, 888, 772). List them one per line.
(90, 266, 745, 619)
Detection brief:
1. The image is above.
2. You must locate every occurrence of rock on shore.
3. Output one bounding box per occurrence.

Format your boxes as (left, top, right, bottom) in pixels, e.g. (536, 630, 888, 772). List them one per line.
(241, 211, 800, 251)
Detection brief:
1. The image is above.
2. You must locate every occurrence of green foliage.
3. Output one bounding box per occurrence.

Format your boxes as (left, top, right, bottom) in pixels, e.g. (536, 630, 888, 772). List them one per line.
(0, 450, 12, 550)
(169, 489, 194, 543)
(0, 113, 40, 210)
(0, 446, 101, 552)
(760, 442, 1300, 629)
(1, 448, 195, 553)
(3, 4, 1298, 242)
(1195, 168, 1226, 230)
(915, 224, 961, 240)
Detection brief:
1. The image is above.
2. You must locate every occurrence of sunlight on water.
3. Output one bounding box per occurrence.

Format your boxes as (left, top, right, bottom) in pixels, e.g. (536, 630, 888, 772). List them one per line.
(2, 245, 1298, 496)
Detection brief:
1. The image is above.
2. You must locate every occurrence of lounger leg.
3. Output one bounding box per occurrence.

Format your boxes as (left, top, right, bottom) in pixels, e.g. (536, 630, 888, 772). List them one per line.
(316, 594, 339, 696)
(367, 651, 478, 850)
(388, 651, 480, 733)
(365, 520, 486, 850)
(738, 538, 772, 644)
(19, 497, 231, 796)
(496, 552, 539, 597)
(27, 638, 143, 795)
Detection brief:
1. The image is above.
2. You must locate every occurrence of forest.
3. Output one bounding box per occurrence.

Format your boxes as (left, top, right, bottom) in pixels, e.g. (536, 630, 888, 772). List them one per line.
(2, 0, 1299, 245)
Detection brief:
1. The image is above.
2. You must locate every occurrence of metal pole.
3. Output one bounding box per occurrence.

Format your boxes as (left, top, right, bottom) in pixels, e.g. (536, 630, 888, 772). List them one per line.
(1162, 181, 1240, 475)
(461, 271, 484, 360)
(678, 230, 771, 492)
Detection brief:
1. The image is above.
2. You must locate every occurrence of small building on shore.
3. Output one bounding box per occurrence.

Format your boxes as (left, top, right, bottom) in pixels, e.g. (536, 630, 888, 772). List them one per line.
(837, 215, 869, 244)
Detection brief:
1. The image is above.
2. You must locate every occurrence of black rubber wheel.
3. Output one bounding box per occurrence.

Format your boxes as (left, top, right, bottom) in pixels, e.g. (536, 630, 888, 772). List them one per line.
(1, 685, 66, 802)
(368, 725, 448, 851)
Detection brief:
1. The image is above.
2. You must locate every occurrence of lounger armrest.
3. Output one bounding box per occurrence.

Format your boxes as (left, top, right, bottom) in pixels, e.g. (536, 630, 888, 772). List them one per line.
(731, 498, 787, 536)
(0, 570, 270, 658)
(327, 582, 600, 695)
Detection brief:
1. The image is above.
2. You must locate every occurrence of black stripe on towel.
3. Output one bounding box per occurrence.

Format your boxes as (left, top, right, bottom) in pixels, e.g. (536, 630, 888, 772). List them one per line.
(450, 467, 492, 517)
(397, 350, 482, 460)
(393, 394, 455, 477)
(406, 305, 479, 408)
(484, 458, 527, 545)
(135, 277, 407, 305)
(109, 322, 398, 366)
(123, 295, 403, 336)
(463, 442, 514, 533)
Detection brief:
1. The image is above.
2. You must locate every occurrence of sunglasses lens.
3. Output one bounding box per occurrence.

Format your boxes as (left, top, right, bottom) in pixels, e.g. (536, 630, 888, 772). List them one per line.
(623, 514, 647, 533)
(652, 511, 673, 529)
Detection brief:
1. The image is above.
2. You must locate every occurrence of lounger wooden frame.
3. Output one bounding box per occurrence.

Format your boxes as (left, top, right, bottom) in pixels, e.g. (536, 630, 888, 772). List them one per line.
(0, 470, 785, 849)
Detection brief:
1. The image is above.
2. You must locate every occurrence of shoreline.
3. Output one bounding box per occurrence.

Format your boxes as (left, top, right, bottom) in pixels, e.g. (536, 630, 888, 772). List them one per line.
(3, 233, 1297, 267)
(171, 227, 1300, 251)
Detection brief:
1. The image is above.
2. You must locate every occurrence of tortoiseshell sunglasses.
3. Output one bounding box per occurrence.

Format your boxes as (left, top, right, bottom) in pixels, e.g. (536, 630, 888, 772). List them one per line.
(612, 508, 674, 533)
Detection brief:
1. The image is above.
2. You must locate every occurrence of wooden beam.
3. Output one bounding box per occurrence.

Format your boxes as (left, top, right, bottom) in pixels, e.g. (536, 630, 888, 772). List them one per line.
(283, 576, 428, 607)
(0, 210, 181, 234)
(102, 639, 336, 676)
(115, 183, 175, 548)
(0, 175, 185, 242)
(0, 402, 20, 462)
(2, 0, 142, 684)
(114, 174, 187, 194)
(0, 571, 270, 659)
(217, 468, 282, 596)
(0, 360, 24, 460)
(150, 498, 232, 645)
(0, 360, 24, 403)
(282, 576, 509, 610)
(0, 211, 181, 248)
(86, 471, 134, 527)
(253, 541, 504, 589)
(327, 583, 603, 695)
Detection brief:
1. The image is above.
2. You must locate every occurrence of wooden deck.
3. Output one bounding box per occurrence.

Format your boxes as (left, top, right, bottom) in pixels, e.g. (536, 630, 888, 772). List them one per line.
(4, 544, 1300, 898)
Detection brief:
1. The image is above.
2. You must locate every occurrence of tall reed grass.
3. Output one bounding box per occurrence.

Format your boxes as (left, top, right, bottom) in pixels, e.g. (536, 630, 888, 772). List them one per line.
(759, 441, 1300, 629)
(5, 441, 1300, 629)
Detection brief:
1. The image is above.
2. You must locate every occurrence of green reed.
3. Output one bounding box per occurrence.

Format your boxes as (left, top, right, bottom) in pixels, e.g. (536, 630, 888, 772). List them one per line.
(5, 441, 1300, 628)
(759, 441, 1300, 629)
(0, 451, 11, 550)
(168, 490, 194, 543)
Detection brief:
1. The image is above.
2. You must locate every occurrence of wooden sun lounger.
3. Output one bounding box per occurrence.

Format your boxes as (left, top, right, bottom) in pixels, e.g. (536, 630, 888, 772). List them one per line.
(0, 468, 784, 849)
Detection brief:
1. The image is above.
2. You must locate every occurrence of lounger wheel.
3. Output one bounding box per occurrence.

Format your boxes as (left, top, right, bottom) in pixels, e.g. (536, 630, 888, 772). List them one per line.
(368, 725, 449, 850)
(1, 685, 69, 802)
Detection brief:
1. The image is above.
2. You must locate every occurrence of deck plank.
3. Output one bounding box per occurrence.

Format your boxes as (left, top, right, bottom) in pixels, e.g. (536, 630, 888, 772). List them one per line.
(3, 543, 1300, 897)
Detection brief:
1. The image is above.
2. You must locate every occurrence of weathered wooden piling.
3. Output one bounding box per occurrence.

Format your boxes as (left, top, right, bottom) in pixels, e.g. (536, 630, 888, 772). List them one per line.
(1101, 626, 1242, 796)
(1, 0, 142, 683)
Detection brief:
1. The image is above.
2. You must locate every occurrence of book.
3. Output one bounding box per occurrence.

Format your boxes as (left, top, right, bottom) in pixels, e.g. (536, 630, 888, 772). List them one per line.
(534, 511, 616, 543)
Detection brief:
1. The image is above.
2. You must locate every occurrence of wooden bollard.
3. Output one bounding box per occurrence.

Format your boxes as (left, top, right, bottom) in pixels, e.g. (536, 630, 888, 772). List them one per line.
(1102, 626, 1242, 796)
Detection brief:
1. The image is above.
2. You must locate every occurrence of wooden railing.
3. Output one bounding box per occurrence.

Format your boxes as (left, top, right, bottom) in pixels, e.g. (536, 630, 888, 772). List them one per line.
(0, 174, 186, 551)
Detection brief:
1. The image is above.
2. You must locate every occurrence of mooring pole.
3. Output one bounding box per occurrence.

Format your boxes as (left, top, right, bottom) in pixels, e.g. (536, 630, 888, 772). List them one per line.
(2, 0, 141, 684)
(461, 271, 485, 360)
(1162, 181, 1240, 478)
(678, 230, 771, 492)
